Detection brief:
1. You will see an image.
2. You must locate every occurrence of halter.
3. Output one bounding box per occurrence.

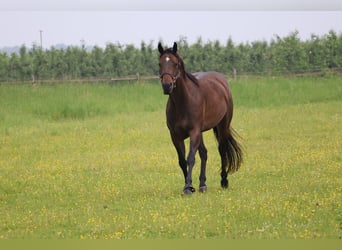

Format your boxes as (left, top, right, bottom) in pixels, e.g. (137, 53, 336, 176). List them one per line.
(159, 57, 182, 90)
(159, 71, 181, 89)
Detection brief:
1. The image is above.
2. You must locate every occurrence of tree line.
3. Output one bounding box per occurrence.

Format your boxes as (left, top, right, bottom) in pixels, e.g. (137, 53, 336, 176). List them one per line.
(0, 30, 341, 82)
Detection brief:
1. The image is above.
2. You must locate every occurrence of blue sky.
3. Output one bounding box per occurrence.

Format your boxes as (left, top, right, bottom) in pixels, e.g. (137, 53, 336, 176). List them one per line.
(1, 1, 341, 48)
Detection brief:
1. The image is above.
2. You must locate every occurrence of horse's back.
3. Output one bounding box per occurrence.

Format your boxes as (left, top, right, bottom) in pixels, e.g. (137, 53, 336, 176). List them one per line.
(193, 71, 230, 99)
(193, 71, 229, 90)
(193, 71, 225, 81)
(192, 71, 232, 130)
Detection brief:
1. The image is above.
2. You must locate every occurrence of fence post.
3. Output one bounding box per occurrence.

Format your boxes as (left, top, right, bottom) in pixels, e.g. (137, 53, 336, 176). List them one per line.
(233, 68, 237, 80)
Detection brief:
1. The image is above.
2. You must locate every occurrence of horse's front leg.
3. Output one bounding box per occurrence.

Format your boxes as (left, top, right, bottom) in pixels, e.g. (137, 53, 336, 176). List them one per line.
(198, 139, 208, 193)
(184, 130, 202, 194)
(170, 132, 188, 186)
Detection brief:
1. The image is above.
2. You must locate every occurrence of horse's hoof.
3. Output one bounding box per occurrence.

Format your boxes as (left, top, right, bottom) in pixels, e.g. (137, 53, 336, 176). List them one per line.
(221, 179, 229, 189)
(199, 186, 207, 193)
(183, 186, 195, 195)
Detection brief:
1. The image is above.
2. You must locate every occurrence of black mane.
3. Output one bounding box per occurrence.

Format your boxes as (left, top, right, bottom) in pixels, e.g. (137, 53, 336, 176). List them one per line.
(167, 51, 198, 86)
(186, 72, 199, 85)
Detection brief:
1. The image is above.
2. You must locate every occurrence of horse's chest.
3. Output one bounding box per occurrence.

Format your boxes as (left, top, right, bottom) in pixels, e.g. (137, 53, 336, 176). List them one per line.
(167, 112, 198, 136)
(166, 99, 204, 135)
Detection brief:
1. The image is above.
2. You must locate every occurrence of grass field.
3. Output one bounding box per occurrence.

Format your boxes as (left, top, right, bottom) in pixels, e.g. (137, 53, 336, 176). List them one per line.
(0, 76, 341, 239)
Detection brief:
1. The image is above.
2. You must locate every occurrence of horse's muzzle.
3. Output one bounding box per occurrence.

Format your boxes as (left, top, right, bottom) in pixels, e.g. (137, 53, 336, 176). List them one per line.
(162, 82, 173, 95)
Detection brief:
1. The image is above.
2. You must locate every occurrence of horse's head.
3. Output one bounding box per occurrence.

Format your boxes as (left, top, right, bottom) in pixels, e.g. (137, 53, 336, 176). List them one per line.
(158, 42, 181, 95)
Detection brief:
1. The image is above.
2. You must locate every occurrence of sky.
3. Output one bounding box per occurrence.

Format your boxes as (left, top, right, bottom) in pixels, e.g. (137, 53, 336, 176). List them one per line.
(1, 1, 342, 48)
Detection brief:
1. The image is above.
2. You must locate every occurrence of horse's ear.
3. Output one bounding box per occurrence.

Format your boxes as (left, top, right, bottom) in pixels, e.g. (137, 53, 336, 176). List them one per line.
(173, 42, 178, 53)
(158, 43, 164, 55)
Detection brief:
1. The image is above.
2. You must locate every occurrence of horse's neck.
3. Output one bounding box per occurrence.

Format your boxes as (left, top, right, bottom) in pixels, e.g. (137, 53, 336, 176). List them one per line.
(170, 74, 197, 107)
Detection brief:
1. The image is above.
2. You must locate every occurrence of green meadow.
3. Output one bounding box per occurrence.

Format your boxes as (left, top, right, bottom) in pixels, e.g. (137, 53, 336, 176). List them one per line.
(0, 76, 341, 239)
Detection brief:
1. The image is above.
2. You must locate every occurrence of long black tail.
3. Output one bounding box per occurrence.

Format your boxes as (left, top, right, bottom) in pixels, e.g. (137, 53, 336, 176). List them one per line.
(214, 127, 243, 174)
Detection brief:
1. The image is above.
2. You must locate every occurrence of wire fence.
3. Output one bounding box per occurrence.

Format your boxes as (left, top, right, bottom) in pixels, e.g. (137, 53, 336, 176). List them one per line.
(1, 68, 341, 85)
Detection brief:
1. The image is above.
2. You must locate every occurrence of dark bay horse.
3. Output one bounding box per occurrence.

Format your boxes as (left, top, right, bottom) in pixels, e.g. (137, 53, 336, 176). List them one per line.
(158, 42, 243, 194)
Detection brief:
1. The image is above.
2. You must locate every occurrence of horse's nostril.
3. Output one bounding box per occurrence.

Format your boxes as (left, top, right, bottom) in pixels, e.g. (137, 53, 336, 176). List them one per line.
(162, 82, 173, 94)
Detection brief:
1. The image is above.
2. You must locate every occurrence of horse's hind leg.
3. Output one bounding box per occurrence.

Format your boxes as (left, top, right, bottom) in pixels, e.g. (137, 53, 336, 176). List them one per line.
(219, 141, 229, 189)
(214, 112, 243, 189)
(198, 139, 208, 192)
(214, 126, 229, 189)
